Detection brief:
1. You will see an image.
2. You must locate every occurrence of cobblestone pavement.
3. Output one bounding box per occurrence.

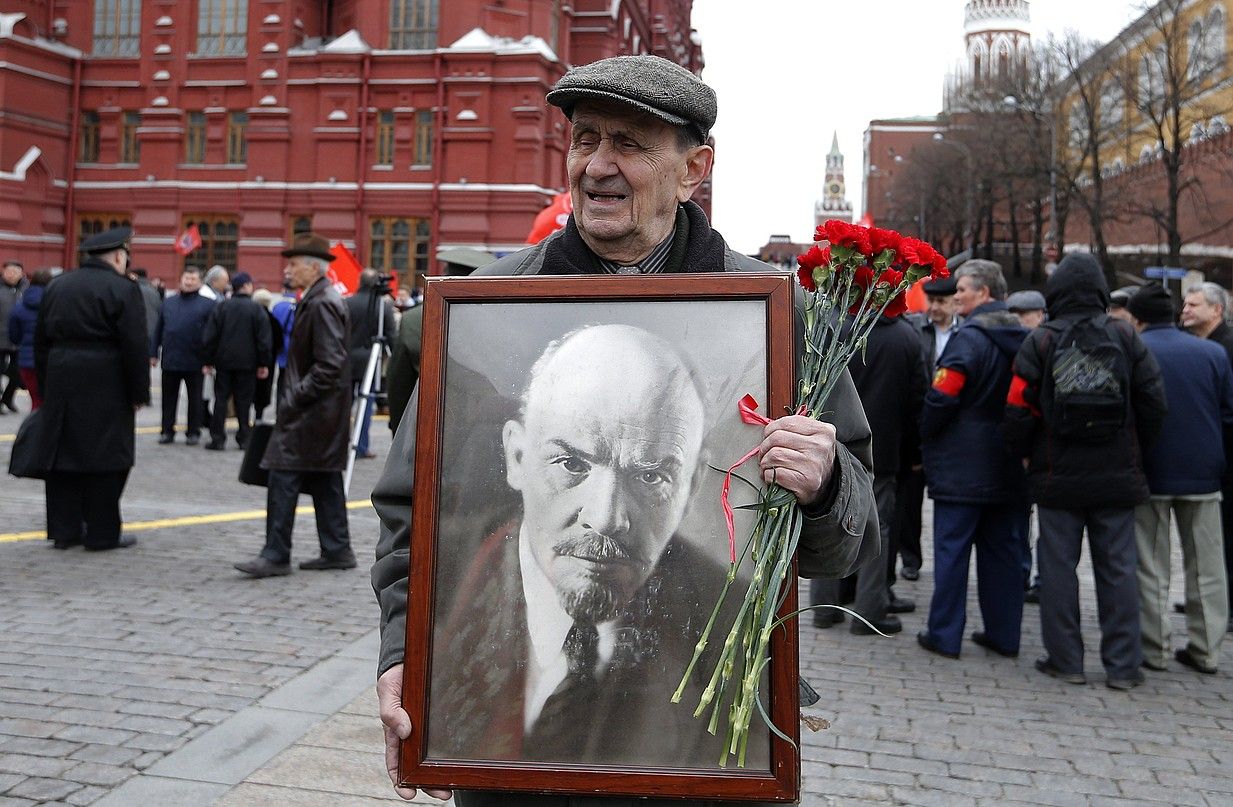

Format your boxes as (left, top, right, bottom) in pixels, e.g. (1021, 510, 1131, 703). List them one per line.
(2, 387, 1232, 806)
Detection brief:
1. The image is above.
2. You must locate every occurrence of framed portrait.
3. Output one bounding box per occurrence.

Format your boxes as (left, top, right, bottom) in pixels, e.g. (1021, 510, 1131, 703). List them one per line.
(401, 273, 800, 801)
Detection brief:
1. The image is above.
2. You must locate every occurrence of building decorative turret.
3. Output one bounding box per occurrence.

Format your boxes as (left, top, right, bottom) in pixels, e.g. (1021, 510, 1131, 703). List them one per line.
(815, 131, 853, 227)
(945, 0, 1032, 110)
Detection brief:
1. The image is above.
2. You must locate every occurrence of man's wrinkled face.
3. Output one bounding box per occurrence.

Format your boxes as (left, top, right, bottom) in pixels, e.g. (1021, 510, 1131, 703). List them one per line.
(1181, 292, 1222, 333)
(284, 256, 320, 290)
(1, 264, 22, 286)
(953, 276, 989, 317)
(926, 294, 956, 327)
(503, 326, 705, 623)
(179, 271, 202, 294)
(566, 101, 710, 264)
(210, 271, 229, 292)
(1015, 309, 1045, 329)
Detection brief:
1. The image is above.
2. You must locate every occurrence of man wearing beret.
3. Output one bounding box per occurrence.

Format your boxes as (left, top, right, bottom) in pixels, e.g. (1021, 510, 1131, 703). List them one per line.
(31, 226, 150, 550)
(371, 54, 878, 805)
(234, 234, 355, 578)
(1128, 283, 1232, 674)
(201, 271, 272, 451)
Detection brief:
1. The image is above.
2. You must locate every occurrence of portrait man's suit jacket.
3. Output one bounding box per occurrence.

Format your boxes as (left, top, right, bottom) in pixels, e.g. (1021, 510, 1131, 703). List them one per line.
(426, 517, 768, 769)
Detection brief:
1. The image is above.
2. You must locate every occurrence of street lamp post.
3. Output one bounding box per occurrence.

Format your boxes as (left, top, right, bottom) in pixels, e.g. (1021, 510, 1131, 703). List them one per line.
(1004, 95, 1058, 257)
(931, 132, 974, 255)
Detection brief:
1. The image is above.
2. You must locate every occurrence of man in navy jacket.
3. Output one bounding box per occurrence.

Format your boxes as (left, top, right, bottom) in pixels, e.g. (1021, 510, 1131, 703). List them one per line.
(918, 259, 1029, 660)
(1130, 283, 1233, 674)
(150, 267, 216, 445)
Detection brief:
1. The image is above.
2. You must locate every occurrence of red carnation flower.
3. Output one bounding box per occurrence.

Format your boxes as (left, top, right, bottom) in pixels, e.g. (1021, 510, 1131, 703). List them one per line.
(869, 227, 903, 258)
(819, 220, 873, 257)
(796, 245, 830, 291)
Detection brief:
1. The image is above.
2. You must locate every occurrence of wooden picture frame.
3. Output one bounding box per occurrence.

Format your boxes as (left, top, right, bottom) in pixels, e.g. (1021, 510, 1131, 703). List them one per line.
(401, 273, 800, 801)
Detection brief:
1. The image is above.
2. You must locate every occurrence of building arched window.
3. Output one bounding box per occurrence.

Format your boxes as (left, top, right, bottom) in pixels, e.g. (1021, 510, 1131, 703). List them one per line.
(1207, 6, 1226, 71)
(997, 39, 1011, 77)
(389, 0, 439, 49)
(1189, 19, 1205, 78)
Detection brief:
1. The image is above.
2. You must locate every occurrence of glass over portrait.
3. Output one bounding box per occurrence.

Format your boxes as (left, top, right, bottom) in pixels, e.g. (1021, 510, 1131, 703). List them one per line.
(402, 275, 799, 801)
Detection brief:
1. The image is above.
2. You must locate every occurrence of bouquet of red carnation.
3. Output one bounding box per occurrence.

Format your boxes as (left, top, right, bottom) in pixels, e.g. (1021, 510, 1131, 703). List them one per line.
(672, 220, 949, 766)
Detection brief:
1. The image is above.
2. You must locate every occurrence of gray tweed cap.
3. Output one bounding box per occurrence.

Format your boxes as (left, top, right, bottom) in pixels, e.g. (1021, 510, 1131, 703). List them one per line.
(546, 54, 717, 142)
(1006, 290, 1047, 312)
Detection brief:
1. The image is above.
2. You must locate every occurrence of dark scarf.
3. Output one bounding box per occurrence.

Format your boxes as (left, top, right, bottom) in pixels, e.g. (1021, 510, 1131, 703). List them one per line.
(538, 201, 728, 275)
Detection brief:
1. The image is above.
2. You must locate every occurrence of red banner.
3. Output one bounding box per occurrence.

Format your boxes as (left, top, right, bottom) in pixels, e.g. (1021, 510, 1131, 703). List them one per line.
(174, 224, 202, 256)
(327, 242, 363, 295)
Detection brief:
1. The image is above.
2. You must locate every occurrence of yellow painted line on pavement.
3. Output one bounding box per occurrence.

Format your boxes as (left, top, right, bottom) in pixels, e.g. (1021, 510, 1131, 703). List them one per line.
(0, 413, 390, 442)
(0, 499, 373, 544)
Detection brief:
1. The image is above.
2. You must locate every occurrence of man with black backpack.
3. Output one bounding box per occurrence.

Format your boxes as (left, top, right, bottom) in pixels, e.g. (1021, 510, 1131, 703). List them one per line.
(1005, 253, 1166, 690)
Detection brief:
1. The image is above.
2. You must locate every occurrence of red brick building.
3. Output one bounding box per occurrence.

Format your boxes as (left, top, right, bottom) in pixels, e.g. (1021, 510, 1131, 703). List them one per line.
(861, 117, 943, 234)
(0, 0, 703, 289)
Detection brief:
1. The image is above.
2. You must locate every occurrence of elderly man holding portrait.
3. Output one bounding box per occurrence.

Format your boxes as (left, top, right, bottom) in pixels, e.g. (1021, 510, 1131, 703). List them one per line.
(371, 55, 879, 806)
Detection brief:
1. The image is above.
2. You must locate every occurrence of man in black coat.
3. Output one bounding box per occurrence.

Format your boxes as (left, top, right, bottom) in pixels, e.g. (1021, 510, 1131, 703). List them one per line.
(0, 260, 29, 414)
(345, 269, 396, 458)
(1181, 281, 1233, 633)
(1005, 253, 1167, 688)
(811, 313, 928, 634)
(32, 227, 150, 550)
(201, 272, 273, 450)
(150, 267, 216, 445)
(234, 233, 354, 578)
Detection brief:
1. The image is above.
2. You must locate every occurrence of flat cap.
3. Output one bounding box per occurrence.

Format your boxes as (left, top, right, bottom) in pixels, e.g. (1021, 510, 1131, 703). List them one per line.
(922, 277, 957, 296)
(547, 54, 717, 142)
(80, 225, 131, 255)
(1006, 290, 1047, 312)
(1109, 285, 1139, 307)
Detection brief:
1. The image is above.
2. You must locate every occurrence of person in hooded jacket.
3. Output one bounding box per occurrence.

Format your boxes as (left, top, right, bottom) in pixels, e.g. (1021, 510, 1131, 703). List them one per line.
(918, 259, 1030, 660)
(6, 268, 51, 410)
(1005, 252, 1167, 690)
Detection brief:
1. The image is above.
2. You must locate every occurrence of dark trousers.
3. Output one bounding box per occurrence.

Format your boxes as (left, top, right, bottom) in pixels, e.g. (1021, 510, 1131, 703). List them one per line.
(211, 369, 256, 446)
(161, 369, 204, 437)
(0, 348, 20, 406)
(811, 475, 894, 619)
(262, 469, 352, 564)
(1036, 506, 1141, 679)
(893, 468, 925, 572)
(923, 500, 1026, 656)
(1223, 477, 1233, 612)
(45, 469, 130, 549)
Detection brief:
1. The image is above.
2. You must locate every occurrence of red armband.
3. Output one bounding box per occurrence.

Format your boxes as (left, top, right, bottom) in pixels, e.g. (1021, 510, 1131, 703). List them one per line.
(1007, 374, 1041, 417)
(931, 367, 966, 397)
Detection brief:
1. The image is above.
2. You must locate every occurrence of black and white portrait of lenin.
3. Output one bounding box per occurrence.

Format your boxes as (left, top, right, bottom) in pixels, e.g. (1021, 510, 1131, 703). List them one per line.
(425, 302, 770, 771)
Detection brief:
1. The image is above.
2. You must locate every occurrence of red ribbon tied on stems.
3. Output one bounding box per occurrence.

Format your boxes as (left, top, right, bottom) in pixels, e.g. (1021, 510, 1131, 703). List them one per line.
(721, 395, 807, 563)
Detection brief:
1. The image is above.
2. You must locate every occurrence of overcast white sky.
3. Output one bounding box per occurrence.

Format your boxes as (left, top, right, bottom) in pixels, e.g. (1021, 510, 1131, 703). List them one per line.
(690, 0, 1145, 253)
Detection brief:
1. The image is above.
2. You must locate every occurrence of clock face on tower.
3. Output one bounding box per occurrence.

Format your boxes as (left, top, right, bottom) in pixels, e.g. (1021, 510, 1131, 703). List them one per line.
(829, 183, 841, 195)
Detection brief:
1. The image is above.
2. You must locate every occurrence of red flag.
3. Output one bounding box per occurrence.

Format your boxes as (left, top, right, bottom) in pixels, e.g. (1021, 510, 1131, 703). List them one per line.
(526, 191, 573, 244)
(175, 224, 202, 256)
(327, 241, 363, 295)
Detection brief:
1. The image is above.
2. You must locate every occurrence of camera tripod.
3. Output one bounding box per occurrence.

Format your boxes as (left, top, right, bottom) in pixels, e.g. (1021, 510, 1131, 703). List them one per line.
(343, 276, 393, 494)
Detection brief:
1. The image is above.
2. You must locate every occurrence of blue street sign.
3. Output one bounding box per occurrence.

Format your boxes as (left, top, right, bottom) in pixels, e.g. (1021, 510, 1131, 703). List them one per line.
(1145, 266, 1188, 280)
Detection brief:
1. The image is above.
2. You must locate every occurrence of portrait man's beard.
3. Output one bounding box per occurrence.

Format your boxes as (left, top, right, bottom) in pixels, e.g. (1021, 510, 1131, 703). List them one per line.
(552, 533, 647, 623)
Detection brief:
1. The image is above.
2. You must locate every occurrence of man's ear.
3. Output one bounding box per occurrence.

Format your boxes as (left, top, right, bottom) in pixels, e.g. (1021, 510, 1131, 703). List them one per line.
(677, 144, 715, 203)
(502, 420, 527, 491)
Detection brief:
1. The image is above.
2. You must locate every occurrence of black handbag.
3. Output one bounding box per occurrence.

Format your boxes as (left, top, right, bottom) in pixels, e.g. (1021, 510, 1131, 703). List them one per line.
(7, 409, 48, 479)
(238, 421, 274, 487)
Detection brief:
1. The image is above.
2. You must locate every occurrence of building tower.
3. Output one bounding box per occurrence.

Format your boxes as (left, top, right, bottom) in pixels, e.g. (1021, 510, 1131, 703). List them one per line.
(946, 0, 1032, 109)
(815, 132, 853, 227)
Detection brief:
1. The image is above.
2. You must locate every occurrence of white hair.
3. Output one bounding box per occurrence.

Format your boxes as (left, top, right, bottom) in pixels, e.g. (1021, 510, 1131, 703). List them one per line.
(305, 256, 329, 275)
(1188, 281, 1229, 315)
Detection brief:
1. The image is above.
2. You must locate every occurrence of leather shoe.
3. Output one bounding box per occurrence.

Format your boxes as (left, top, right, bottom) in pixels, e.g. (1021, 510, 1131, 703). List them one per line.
(185, 435, 200, 446)
(971, 631, 1018, 658)
(917, 632, 959, 659)
(1106, 674, 1145, 691)
(812, 610, 845, 629)
(850, 614, 902, 636)
(84, 535, 137, 552)
(900, 567, 920, 581)
(1035, 655, 1086, 684)
(52, 536, 81, 550)
(887, 595, 916, 614)
(299, 553, 358, 571)
(204, 440, 225, 451)
(1141, 658, 1168, 672)
(234, 557, 292, 578)
(1174, 647, 1218, 674)
(157, 433, 174, 444)
(357, 451, 378, 460)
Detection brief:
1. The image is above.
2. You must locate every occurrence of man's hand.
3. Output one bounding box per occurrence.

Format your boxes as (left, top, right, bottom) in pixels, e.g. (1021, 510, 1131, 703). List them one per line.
(202, 365, 213, 375)
(377, 664, 452, 802)
(256, 366, 269, 380)
(148, 357, 157, 368)
(759, 415, 838, 507)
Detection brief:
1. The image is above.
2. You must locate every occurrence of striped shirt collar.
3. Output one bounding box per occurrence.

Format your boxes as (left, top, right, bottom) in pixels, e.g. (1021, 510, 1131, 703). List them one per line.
(595, 227, 676, 275)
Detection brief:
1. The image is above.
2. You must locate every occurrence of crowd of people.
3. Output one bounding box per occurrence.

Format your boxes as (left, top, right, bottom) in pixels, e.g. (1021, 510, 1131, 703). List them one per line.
(4, 229, 409, 573)
(810, 251, 1233, 687)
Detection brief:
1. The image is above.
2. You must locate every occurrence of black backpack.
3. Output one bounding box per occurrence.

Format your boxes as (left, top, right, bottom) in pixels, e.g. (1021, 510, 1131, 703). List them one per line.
(1042, 314, 1131, 442)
